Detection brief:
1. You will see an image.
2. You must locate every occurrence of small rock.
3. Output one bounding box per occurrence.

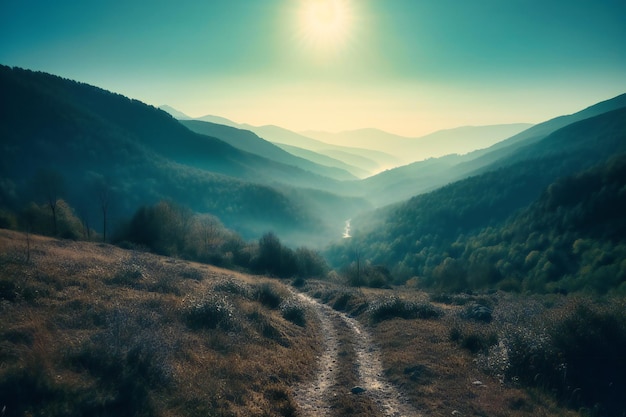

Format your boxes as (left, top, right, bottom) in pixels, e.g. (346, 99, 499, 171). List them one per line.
(351, 386, 366, 394)
(472, 380, 483, 386)
(452, 410, 462, 416)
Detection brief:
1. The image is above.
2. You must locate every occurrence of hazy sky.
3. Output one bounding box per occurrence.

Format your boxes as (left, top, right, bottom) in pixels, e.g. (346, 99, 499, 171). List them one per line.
(1, 0, 625, 136)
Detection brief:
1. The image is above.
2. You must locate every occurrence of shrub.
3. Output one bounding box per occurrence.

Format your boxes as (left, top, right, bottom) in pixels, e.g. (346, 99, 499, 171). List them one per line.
(213, 278, 252, 298)
(501, 323, 559, 388)
(183, 294, 239, 331)
(291, 276, 306, 288)
(146, 273, 181, 295)
(550, 302, 626, 414)
(332, 291, 353, 311)
(255, 282, 285, 309)
(368, 296, 443, 323)
(486, 298, 626, 415)
(450, 322, 498, 354)
(461, 331, 498, 354)
(279, 298, 307, 327)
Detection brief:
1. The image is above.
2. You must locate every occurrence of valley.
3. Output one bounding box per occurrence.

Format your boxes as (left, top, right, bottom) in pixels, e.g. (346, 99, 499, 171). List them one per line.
(1, 64, 625, 416)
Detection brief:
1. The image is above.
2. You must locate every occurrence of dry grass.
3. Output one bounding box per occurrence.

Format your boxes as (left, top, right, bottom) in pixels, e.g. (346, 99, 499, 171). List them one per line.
(303, 280, 586, 417)
(0, 229, 320, 417)
(2, 230, 622, 416)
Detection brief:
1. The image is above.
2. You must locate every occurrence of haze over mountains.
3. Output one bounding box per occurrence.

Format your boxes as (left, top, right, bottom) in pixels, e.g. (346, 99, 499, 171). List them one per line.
(163, 109, 403, 177)
(302, 124, 532, 162)
(1, 65, 625, 270)
(162, 106, 532, 173)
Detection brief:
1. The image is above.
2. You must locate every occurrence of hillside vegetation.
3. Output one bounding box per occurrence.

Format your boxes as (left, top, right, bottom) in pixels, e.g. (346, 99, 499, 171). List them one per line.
(0, 65, 365, 245)
(326, 107, 626, 294)
(4, 231, 624, 416)
(2, 65, 626, 415)
(0, 230, 317, 416)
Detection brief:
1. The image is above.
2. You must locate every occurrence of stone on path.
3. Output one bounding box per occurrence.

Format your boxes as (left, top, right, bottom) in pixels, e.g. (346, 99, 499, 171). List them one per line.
(351, 386, 366, 394)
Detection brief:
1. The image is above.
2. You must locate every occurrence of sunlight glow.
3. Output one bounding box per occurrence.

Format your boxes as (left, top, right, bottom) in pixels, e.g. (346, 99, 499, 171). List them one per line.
(298, 0, 353, 52)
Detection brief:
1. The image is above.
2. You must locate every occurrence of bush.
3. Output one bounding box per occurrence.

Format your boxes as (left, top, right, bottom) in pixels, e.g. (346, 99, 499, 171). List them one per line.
(458, 330, 498, 354)
(450, 315, 499, 355)
(368, 296, 443, 323)
(213, 278, 252, 298)
(332, 291, 353, 311)
(255, 283, 285, 309)
(551, 303, 626, 414)
(183, 294, 239, 331)
(486, 298, 626, 416)
(280, 298, 307, 327)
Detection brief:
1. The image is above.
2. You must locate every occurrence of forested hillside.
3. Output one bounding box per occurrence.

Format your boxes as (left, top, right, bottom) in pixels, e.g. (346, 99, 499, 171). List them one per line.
(0, 65, 365, 244)
(326, 106, 626, 293)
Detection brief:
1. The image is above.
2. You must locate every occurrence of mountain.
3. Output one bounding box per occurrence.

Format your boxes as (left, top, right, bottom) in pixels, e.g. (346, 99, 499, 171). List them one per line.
(326, 104, 626, 291)
(159, 106, 241, 127)
(358, 93, 626, 206)
(454, 92, 626, 174)
(161, 107, 401, 175)
(273, 143, 371, 179)
(158, 105, 191, 120)
(0, 65, 366, 244)
(304, 124, 532, 163)
(196, 114, 242, 128)
(249, 125, 402, 174)
(179, 119, 358, 181)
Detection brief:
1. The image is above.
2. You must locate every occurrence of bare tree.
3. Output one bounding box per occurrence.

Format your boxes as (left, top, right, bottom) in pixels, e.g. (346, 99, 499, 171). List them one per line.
(198, 214, 222, 254)
(32, 169, 64, 236)
(95, 180, 111, 242)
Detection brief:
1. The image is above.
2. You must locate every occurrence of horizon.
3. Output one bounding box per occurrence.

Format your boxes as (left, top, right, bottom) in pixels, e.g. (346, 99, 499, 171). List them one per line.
(1, 0, 625, 138)
(160, 104, 539, 138)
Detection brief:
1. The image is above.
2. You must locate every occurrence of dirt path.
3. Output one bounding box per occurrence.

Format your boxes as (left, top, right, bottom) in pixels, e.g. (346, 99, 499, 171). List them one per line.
(293, 292, 421, 417)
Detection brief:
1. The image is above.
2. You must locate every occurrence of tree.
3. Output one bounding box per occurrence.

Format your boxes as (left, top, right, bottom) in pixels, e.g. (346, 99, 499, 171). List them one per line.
(253, 232, 297, 278)
(197, 214, 223, 254)
(31, 169, 64, 236)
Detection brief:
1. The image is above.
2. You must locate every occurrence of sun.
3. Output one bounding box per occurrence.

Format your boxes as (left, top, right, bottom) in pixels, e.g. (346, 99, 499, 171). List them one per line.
(297, 0, 353, 52)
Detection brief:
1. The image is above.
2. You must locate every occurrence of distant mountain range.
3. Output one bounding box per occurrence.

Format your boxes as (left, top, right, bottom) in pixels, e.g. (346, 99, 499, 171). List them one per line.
(161, 107, 531, 175)
(2, 64, 625, 258)
(358, 93, 626, 206)
(178, 120, 358, 182)
(302, 124, 532, 163)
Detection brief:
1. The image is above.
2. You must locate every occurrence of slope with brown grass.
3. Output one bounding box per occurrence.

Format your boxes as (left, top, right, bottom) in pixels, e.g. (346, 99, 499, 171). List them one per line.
(0, 229, 319, 417)
(2, 229, 622, 416)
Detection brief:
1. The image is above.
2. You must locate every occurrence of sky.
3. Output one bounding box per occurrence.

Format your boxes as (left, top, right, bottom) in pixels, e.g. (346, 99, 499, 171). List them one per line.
(1, 0, 625, 137)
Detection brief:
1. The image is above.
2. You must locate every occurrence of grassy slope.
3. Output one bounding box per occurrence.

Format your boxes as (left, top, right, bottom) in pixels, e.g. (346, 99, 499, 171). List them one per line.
(2, 230, 615, 417)
(0, 230, 317, 417)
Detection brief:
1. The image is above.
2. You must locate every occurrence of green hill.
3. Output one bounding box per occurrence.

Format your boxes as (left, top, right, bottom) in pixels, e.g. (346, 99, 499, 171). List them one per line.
(326, 106, 626, 293)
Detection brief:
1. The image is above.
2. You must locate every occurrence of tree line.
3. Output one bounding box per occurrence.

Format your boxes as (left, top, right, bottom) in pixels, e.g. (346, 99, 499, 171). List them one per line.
(326, 153, 626, 294)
